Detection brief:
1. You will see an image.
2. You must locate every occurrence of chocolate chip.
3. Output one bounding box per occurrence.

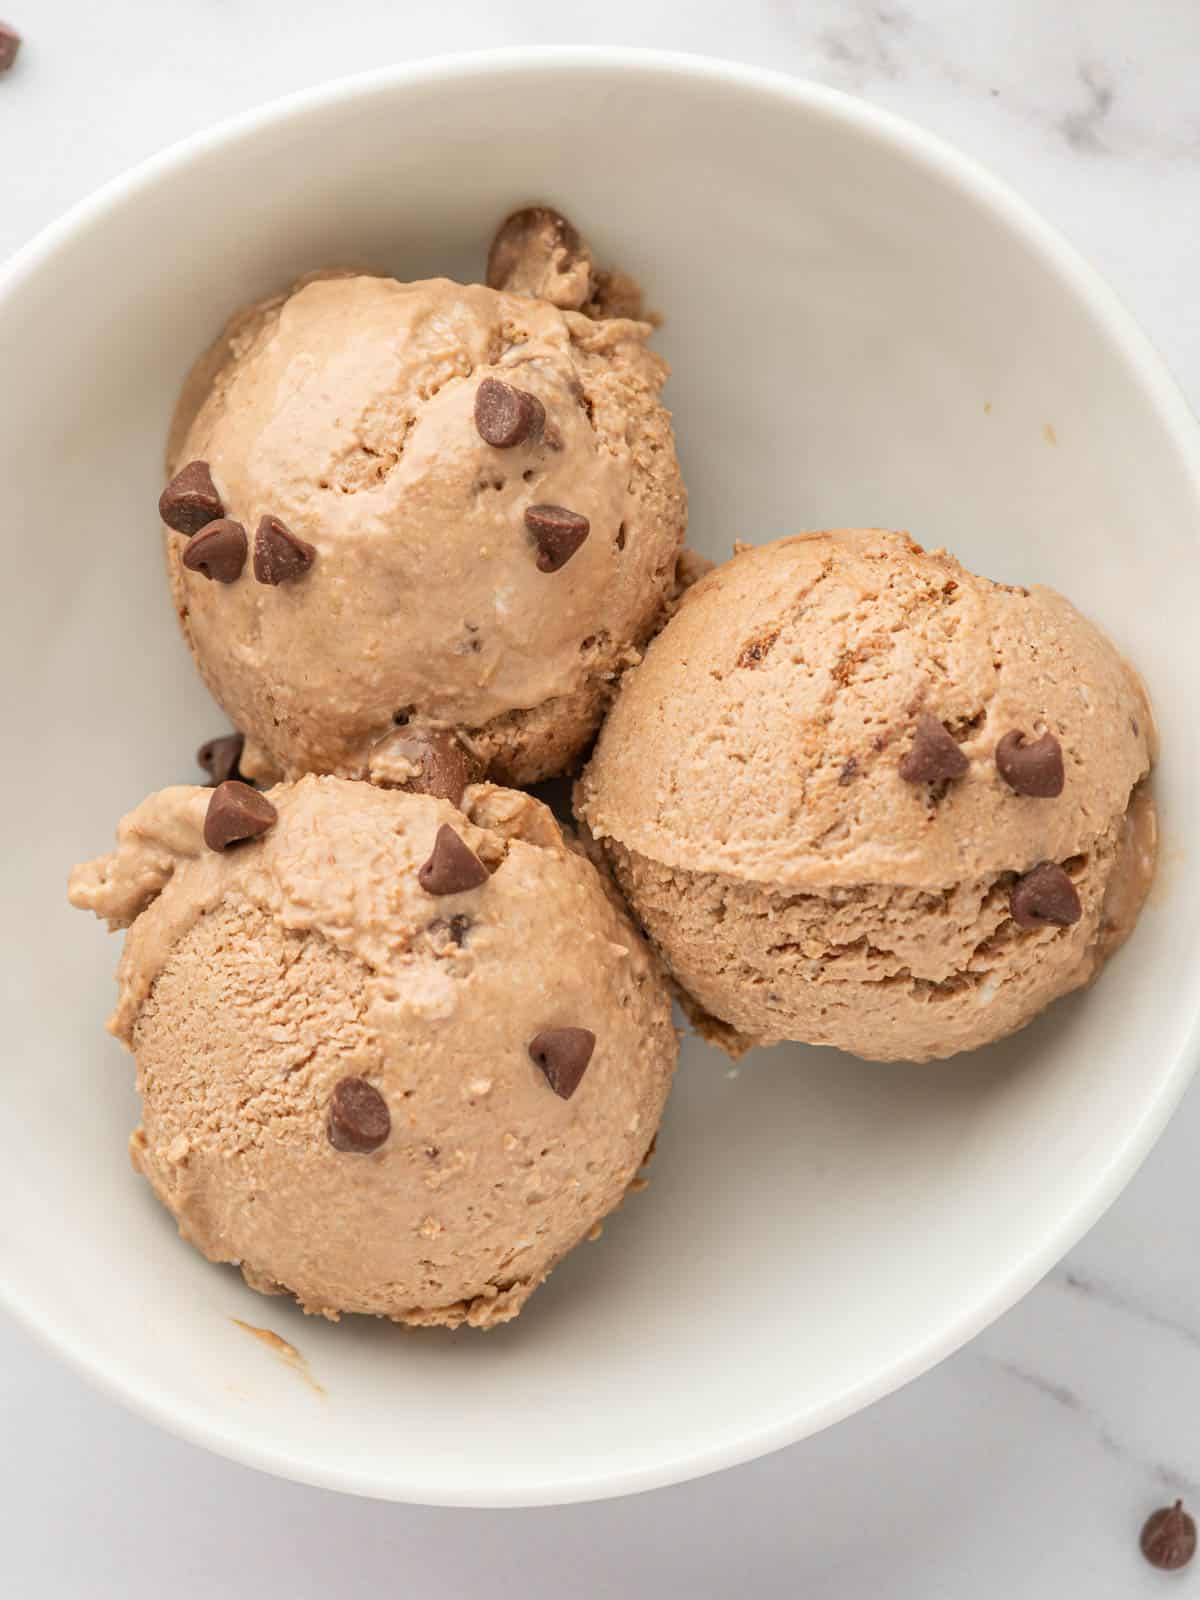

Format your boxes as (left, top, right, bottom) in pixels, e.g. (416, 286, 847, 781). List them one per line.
(182, 519, 247, 583)
(428, 914, 472, 955)
(203, 780, 277, 852)
(254, 515, 315, 585)
(159, 461, 223, 535)
(388, 729, 482, 806)
(486, 206, 587, 296)
(898, 714, 970, 784)
(838, 758, 859, 786)
(327, 1077, 391, 1154)
(196, 732, 246, 787)
(995, 730, 1064, 797)
(528, 1028, 596, 1100)
(525, 504, 590, 572)
(0, 24, 21, 72)
(474, 378, 546, 448)
(1010, 861, 1082, 929)
(1141, 1502, 1197, 1571)
(417, 824, 489, 895)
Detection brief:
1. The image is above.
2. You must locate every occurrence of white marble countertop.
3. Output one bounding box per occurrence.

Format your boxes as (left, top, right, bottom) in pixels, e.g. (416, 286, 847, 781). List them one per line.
(4, 3, 1199, 1594)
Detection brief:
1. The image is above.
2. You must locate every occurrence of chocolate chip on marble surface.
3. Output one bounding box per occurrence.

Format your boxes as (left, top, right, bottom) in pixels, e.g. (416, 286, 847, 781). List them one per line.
(327, 1077, 391, 1154)
(474, 378, 546, 448)
(1141, 1501, 1197, 1571)
(1010, 861, 1082, 929)
(182, 519, 247, 583)
(525, 504, 590, 573)
(196, 732, 246, 787)
(417, 824, 489, 896)
(0, 24, 21, 72)
(898, 713, 970, 784)
(388, 729, 482, 806)
(486, 206, 586, 294)
(203, 780, 277, 852)
(995, 730, 1064, 797)
(528, 1028, 595, 1100)
(159, 461, 223, 535)
(254, 515, 315, 585)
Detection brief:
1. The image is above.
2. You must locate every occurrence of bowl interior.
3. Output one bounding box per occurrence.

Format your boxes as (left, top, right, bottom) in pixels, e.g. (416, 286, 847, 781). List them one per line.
(3, 53, 1199, 1506)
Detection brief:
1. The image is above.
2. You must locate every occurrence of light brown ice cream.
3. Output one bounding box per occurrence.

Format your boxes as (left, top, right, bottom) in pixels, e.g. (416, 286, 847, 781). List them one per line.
(69, 777, 677, 1326)
(577, 530, 1157, 1062)
(163, 241, 686, 788)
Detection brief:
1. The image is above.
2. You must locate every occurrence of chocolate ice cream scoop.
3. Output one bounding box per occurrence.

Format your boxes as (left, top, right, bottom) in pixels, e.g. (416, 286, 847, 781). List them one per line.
(68, 777, 675, 1328)
(578, 529, 1157, 1063)
(163, 216, 685, 788)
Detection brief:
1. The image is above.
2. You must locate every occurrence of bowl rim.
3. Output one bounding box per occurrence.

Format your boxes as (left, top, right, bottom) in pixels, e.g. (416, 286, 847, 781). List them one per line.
(4, 44, 1199, 1508)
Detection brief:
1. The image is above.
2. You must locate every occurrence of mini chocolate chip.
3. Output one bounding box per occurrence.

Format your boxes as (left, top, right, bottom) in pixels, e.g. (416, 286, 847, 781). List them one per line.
(428, 914, 471, 952)
(838, 757, 859, 786)
(995, 730, 1064, 797)
(525, 504, 590, 572)
(203, 781, 277, 852)
(528, 1028, 596, 1099)
(182, 519, 247, 583)
(254, 515, 315, 585)
(898, 713, 970, 784)
(196, 732, 246, 787)
(1141, 1501, 1197, 1571)
(486, 206, 586, 295)
(387, 729, 482, 806)
(159, 461, 223, 535)
(0, 24, 21, 72)
(1010, 861, 1082, 929)
(418, 824, 489, 895)
(474, 378, 546, 448)
(327, 1077, 391, 1154)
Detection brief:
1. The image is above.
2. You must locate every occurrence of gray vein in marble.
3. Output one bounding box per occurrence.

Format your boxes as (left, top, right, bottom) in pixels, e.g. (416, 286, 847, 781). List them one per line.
(1057, 61, 1115, 155)
(985, 1349, 1198, 1497)
(815, 0, 910, 85)
(990, 1358, 1123, 1457)
(1058, 1267, 1200, 1356)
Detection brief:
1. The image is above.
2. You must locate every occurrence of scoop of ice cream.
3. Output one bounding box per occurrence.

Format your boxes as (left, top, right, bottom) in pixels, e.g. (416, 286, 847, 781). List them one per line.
(69, 777, 676, 1326)
(161, 225, 686, 788)
(577, 530, 1157, 1062)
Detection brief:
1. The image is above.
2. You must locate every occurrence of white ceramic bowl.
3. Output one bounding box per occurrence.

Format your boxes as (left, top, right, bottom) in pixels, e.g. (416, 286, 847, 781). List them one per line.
(3, 48, 1199, 1508)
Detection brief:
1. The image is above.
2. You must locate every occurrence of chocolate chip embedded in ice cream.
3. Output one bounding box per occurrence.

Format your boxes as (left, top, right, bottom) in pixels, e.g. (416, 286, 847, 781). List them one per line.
(326, 1077, 391, 1154)
(197, 732, 246, 787)
(486, 206, 592, 309)
(1010, 861, 1082, 929)
(898, 714, 969, 784)
(529, 1028, 596, 1100)
(418, 824, 489, 896)
(203, 781, 277, 851)
(254, 515, 315, 585)
(159, 461, 223, 535)
(372, 728, 482, 806)
(995, 730, 1064, 797)
(525, 504, 590, 573)
(474, 379, 546, 448)
(182, 519, 247, 583)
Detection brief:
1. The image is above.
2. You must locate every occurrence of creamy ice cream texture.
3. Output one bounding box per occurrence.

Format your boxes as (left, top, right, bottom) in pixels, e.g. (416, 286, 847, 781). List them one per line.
(69, 777, 677, 1327)
(578, 529, 1157, 1062)
(160, 212, 687, 788)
